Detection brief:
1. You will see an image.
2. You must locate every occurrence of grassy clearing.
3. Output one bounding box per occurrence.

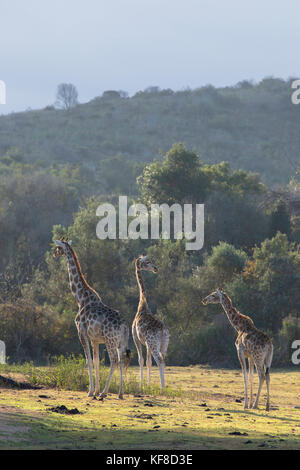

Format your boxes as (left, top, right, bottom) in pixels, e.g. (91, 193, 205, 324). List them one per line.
(0, 362, 299, 450)
(0, 356, 182, 398)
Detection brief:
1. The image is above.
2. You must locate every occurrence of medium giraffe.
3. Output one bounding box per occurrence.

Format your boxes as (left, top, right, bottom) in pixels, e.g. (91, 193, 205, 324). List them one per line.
(53, 238, 130, 399)
(202, 288, 273, 411)
(132, 255, 169, 388)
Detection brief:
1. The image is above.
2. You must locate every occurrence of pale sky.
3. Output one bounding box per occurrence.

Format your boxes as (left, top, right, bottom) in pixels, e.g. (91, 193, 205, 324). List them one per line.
(1, 0, 299, 114)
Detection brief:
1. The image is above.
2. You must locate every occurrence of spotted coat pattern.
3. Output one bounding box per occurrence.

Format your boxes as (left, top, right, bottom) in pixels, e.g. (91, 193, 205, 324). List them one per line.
(132, 256, 169, 388)
(54, 240, 129, 399)
(202, 288, 273, 411)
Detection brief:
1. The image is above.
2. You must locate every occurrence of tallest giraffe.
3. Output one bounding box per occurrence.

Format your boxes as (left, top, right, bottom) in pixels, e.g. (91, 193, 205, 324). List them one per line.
(53, 237, 130, 399)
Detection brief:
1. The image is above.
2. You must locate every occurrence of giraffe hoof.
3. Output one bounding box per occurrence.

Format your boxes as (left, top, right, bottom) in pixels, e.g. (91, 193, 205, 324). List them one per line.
(99, 393, 107, 399)
(87, 392, 94, 397)
(118, 394, 124, 400)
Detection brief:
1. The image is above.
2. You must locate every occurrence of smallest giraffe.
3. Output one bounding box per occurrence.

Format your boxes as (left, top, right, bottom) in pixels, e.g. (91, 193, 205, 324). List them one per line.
(202, 288, 273, 411)
(132, 255, 170, 389)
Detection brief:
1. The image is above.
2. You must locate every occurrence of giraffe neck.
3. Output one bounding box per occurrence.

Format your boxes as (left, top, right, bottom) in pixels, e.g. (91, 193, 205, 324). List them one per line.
(135, 262, 148, 312)
(65, 246, 100, 308)
(219, 293, 244, 333)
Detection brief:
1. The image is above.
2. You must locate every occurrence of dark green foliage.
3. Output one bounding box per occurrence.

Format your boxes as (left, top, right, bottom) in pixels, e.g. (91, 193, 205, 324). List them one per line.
(291, 216, 300, 242)
(226, 233, 300, 334)
(269, 199, 292, 238)
(138, 143, 210, 205)
(205, 191, 269, 249)
(138, 143, 265, 206)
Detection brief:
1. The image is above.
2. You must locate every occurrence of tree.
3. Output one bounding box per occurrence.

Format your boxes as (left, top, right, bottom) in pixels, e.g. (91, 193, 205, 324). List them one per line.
(227, 233, 300, 333)
(205, 191, 269, 249)
(269, 199, 292, 238)
(138, 143, 265, 207)
(55, 83, 78, 110)
(137, 143, 211, 206)
(205, 242, 248, 285)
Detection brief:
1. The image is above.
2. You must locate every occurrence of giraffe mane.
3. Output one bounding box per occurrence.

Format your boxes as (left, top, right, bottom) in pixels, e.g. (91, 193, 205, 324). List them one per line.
(220, 291, 237, 311)
(221, 290, 253, 322)
(220, 291, 231, 303)
(68, 245, 99, 297)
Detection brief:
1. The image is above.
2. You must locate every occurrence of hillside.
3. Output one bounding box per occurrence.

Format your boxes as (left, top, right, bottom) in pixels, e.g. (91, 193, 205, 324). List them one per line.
(0, 77, 299, 187)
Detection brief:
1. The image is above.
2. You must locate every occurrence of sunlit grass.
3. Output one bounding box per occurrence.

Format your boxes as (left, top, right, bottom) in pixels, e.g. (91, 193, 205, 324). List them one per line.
(0, 355, 182, 398)
(0, 361, 299, 449)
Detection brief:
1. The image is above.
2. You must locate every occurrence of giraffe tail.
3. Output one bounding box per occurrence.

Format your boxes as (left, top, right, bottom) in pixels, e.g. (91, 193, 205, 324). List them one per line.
(265, 343, 274, 376)
(160, 327, 170, 361)
(125, 349, 131, 378)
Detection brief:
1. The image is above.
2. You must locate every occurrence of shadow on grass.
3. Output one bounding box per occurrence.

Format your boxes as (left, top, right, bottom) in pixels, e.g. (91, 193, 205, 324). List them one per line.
(218, 407, 300, 424)
(0, 408, 298, 450)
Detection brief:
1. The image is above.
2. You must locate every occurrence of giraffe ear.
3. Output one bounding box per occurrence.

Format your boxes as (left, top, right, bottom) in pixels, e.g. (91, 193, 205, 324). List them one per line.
(68, 240, 72, 245)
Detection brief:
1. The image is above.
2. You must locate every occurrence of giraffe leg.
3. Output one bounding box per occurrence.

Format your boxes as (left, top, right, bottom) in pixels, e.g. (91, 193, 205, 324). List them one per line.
(146, 345, 152, 386)
(100, 347, 118, 398)
(252, 363, 265, 409)
(265, 344, 273, 411)
(132, 325, 144, 388)
(117, 347, 125, 399)
(236, 345, 248, 409)
(92, 341, 100, 396)
(248, 357, 254, 408)
(152, 350, 165, 388)
(265, 366, 270, 411)
(78, 332, 94, 397)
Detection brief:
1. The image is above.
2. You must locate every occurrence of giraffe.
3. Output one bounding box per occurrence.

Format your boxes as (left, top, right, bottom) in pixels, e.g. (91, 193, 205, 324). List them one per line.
(132, 254, 169, 389)
(202, 288, 273, 411)
(53, 237, 130, 399)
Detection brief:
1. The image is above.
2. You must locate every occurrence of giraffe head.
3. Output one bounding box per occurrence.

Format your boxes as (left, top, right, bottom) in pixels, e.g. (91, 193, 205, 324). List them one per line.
(201, 287, 224, 305)
(136, 254, 158, 273)
(53, 237, 72, 258)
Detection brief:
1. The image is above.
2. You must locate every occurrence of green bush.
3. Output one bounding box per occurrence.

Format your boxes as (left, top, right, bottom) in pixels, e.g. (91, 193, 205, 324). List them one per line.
(0, 355, 181, 398)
